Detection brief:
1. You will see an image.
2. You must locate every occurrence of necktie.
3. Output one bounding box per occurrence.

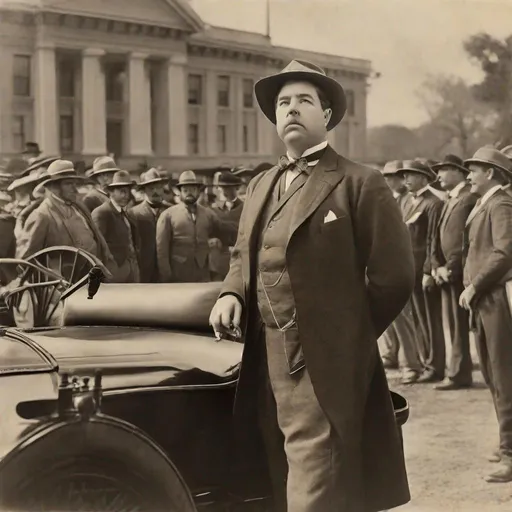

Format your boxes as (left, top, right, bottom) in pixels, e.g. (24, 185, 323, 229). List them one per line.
(277, 146, 327, 172)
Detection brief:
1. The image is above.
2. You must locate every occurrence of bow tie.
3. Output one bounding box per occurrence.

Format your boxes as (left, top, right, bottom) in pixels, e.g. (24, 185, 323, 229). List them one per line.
(277, 147, 327, 173)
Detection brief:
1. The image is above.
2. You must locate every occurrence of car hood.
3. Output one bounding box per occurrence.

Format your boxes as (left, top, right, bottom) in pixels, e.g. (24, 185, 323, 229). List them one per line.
(11, 326, 243, 390)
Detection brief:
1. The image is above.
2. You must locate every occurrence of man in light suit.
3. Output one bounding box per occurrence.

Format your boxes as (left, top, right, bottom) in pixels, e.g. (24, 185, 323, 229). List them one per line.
(209, 59, 415, 512)
(397, 160, 445, 384)
(431, 155, 477, 390)
(460, 147, 512, 483)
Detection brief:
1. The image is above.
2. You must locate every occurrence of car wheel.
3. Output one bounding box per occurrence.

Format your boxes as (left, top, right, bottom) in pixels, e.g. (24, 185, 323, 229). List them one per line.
(0, 416, 197, 512)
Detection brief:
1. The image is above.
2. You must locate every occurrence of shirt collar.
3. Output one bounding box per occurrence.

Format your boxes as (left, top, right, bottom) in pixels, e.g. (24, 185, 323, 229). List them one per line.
(50, 192, 72, 206)
(449, 181, 467, 198)
(286, 140, 328, 167)
(480, 185, 503, 206)
(502, 183, 511, 190)
(414, 185, 430, 197)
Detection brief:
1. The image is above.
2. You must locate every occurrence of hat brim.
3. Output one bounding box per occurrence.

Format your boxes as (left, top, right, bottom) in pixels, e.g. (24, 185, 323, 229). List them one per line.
(176, 182, 205, 188)
(217, 182, 241, 187)
(39, 174, 85, 188)
(431, 162, 469, 174)
(396, 167, 437, 182)
(21, 156, 60, 177)
(89, 168, 120, 177)
(464, 158, 512, 175)
(136, 177, 168, 188)
(254, 71, 346, 131)
(107, 181, 135, 188)
(7, 173, 47, 192)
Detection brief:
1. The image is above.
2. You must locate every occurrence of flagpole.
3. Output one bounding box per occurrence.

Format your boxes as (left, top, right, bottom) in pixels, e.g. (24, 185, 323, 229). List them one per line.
(266, 0, 271, 40)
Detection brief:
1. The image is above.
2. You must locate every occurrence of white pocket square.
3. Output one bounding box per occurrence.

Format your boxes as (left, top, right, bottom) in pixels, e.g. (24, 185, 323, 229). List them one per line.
(324, 210, 338, 223)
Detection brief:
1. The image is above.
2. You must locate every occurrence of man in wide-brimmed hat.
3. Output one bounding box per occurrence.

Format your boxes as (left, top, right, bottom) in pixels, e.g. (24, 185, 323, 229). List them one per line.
(92, 171, 140, 283)
(21, 141, 41, 164)
(378, 160, 422, 384)
(499, 145, 512, 197)
(82, 156, 119, 212)
(209, 59, 415, 511)
(396, 160, 445, 385)
(460, 147, 512, 482)
(20, 160, 114, 271)
(209, 171, 244, 281)
(130, 168, 170, 283)
(156, 170, 238, 283)
(19, 154, 60, 178)
(429, 154, 477, 391)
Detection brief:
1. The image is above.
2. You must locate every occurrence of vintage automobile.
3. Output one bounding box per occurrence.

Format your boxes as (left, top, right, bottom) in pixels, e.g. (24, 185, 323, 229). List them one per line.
(0, 264, 410, 511)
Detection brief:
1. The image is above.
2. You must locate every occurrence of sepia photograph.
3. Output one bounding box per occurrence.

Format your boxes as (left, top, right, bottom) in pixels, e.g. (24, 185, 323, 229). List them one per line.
(1, 0, 512, 510)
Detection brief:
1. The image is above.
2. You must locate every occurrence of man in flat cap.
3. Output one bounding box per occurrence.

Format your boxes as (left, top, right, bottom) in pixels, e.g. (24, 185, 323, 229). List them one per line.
(396, 160, 445, 384)
(430, 155, 477, 390)
(461, 147, 512, 483)
(209, 59, 414, 512)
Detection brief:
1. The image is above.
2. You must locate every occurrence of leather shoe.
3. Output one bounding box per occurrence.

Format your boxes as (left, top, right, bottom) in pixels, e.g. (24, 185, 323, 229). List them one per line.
(417, 370, 442, 383)
(401, 372, 419, 385)
(434, 379, 472, 391)
(489, 450, 501, 463)
(485, 458, 512, 482)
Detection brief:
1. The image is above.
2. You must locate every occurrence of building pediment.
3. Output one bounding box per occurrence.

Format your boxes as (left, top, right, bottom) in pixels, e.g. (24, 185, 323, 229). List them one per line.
(41, 0, 203, 33)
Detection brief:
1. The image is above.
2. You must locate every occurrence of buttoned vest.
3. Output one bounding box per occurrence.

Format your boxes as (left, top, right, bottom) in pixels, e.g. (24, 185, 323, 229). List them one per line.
(256, 169, 309, 373)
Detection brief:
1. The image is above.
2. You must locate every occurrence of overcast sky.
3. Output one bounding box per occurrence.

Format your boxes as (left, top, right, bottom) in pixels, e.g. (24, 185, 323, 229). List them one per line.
(191, 0, 512, 128)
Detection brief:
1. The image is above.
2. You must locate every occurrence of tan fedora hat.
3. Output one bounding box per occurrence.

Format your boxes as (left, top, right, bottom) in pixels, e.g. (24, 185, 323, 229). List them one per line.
(38, 160, 85, 188)
(137, 167, 168, 188)
(500, 145, 512, 160)
(88, 156, 120, 178)
(431, 154, 469, 174)
(465, 147, 512, 175)
(176, 170, 204, 188)
(7, 167, 49, 192)
(106, 170, 135, 189)
(254, 59, 347, 131)
(21, 154, 61, 177)
(396, 160, 437, 182)
(381, 160, 404, 176)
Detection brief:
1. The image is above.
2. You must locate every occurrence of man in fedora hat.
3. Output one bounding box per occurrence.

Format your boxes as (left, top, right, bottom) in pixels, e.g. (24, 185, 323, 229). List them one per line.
(209, 59, 415, 512)
(378, 160, 422, 384)
(396, 160, 445, 385)
(82, 156, 119, 212)
(21, 141, 41, 164)
(500, 145, 512, 196)
(156, 170, 237, 283)
(21, 160, 114, 270)
(460, 147, 512, 482)
(130, 168, 170, 283)
(92, 170, 140, 283)
(209, 171, 244, 281)
(430, 155, 477, 391)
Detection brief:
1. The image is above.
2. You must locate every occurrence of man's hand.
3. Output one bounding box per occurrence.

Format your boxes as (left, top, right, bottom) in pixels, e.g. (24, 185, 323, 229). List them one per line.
(436, 266, 452, 284)
(459, 284, 476, 310)
(422, 274, 436, 292)
(209, 294, 242, 340)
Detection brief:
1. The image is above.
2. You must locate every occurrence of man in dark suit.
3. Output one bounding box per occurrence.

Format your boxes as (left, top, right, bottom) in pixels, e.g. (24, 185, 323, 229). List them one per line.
(83, 156, 118, 213)
(500, 145, 512, 197)
(397, 160, 445, 384)
(379, 160, 422, 384)
(92, 170, 140, 283)
(130, 168, 170, 283)
(209, 171, 245, 281)
(431, 155, 477, 390)
(460, 147, 512, 483)
(209, 60, 415, 512)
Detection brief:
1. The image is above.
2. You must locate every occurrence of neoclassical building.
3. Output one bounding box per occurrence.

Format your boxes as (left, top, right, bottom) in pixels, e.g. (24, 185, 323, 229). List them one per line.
(0, 0, 372, 171)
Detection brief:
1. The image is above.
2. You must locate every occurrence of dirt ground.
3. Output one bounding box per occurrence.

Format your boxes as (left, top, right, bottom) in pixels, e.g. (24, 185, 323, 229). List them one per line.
(388, 360, 512, 512)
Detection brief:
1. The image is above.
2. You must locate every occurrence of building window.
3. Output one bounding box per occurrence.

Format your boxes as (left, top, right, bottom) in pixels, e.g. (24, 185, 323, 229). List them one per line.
(242, 79, 254, 108)
(188, 123, 199, 155)
(345, 89, 355, 116)
(13, 55, 31, 97)
(217, 75, 230, 107)
(59, 115, 74, 152)
(105, 63, 125, 102)
(217, 124, 227, 153)
(58, 58, 75, 98)
(243, 125, 249, 153)
(11, 116, 25, 151)
(188, 74, 202, 105)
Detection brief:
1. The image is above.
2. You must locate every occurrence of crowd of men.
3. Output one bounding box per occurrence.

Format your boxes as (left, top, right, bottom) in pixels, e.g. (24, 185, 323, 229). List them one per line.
(378, 144, 512, 484)
(0, 142, 252, 286)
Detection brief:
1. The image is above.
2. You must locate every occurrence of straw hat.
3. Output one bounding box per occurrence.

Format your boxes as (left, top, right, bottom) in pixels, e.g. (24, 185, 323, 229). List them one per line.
(175, 170, 204, 188)
(21, 155, 61, 177)
(7, 167, 49, 192)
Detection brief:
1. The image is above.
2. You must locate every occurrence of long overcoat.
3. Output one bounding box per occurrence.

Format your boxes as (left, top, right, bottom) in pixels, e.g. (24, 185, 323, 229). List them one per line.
(220, 146, 415, 512)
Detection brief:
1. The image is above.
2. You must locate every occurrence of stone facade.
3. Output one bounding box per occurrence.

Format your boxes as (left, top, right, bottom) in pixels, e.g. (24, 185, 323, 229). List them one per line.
(0, 0, 371, 171)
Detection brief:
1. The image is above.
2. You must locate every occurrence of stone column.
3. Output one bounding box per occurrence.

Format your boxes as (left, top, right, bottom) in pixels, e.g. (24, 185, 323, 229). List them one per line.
(256, 109, 274, 156)
(128, 52, 152, 156)
(81, 48, 107, 155)
(235, 76, 244, 153)
(34, 42, 58, 154)
(205, 70, 218, 155)
(167, 54, 187, 156)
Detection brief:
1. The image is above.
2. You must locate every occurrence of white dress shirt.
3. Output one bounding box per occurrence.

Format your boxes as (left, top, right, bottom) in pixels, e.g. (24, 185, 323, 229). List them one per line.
(284, 140, 328, 191)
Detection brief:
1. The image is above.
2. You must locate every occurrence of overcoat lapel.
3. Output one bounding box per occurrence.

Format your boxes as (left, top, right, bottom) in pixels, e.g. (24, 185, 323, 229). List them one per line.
(404, 194, 426, 222)
(288, 146, 342, 243)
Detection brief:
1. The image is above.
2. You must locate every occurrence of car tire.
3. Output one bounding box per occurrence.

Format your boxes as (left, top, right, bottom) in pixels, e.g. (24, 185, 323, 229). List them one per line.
(0, 414, 197, 512)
